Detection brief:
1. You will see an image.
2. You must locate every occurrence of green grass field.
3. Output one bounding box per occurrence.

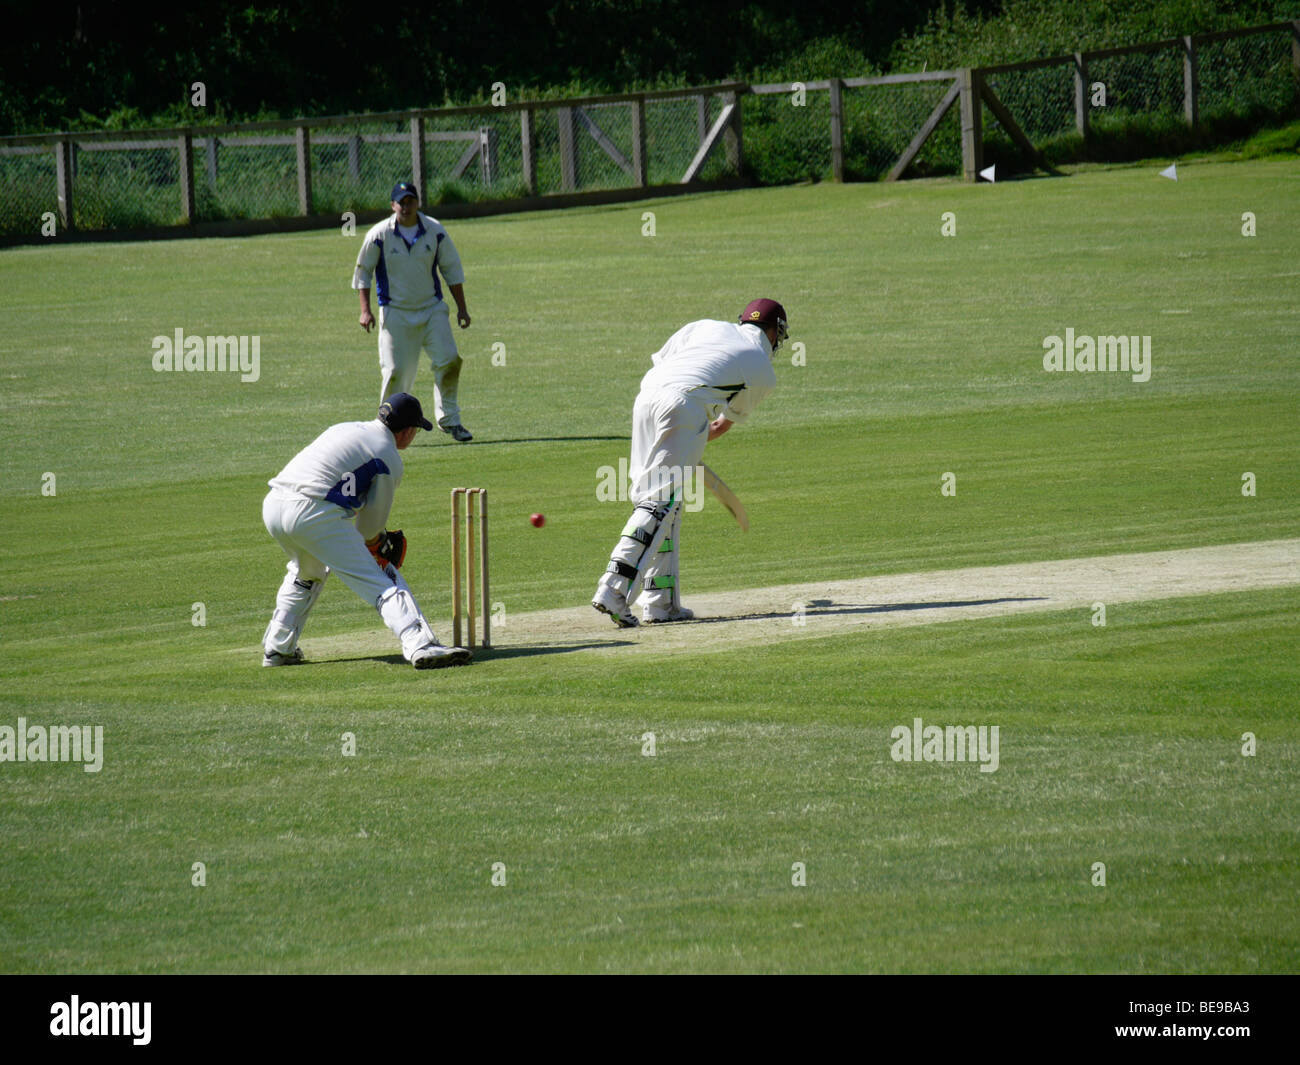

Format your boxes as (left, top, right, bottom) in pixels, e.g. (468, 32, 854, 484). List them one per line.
(2, 157, 1298, 972)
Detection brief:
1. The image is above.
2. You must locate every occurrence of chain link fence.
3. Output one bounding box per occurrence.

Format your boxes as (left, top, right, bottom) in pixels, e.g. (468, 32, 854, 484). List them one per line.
(645, 94, 729, 184)
(0, 147, 55, 235)
(746, 86, 833, 183)
(973, 21, 1297, 167)
(746, 77, 966, 182)
(1, 21, 1294, 240)
(0, 86, 745, 238)
(982, 63, 1075, 145)
(851, 79, 963, 178)
(1199, 29, 1296, 122)
(308, 118, 411, 219)
(74, 139, 183, 230)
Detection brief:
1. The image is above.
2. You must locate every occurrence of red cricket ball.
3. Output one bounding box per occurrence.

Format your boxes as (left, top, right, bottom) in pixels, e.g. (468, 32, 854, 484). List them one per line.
(530, 513, 545, 527)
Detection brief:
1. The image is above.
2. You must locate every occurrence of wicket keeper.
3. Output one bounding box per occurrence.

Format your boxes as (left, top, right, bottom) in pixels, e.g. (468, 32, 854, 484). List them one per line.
(261, 393, 472, 669)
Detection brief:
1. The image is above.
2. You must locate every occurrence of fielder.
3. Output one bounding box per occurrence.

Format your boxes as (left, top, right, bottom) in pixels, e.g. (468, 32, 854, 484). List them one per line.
(354, 181, 475, 442)
(592, 299, 786, 626)
(261, 392, 471, 669)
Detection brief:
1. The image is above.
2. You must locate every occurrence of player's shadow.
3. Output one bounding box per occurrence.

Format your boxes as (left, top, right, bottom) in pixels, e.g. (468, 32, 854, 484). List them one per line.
(688, 596, 1049, 624)
(309, 598, 1047, 665)
(413, 435, 628, 447)
(468, 640, 636, 660)
(324, 640, 634, 666)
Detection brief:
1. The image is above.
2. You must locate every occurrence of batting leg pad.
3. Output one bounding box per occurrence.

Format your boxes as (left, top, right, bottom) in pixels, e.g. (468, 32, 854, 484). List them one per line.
(377, 584, 437, 661)
(637, 505, 683, 610)
(263, 575, 326, 654)
(601, 497, 676, 595)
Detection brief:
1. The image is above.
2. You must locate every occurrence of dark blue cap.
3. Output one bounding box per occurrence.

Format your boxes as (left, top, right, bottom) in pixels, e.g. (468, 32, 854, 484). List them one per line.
(391, 181, 419, 204)
(378, 393, 433, 432)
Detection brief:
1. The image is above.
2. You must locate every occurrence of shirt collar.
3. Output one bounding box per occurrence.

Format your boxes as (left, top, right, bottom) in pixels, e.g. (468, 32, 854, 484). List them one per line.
(390, 213, 426, 239)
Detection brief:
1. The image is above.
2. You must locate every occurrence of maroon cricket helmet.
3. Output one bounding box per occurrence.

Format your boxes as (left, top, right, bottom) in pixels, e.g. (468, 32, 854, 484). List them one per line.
(738, 298, 789, 344)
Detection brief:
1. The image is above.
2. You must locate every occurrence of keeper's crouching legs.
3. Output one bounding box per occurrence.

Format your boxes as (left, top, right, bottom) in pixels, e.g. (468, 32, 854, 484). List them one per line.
(263, 570, 326, 656)
(376, 565, 439, 661)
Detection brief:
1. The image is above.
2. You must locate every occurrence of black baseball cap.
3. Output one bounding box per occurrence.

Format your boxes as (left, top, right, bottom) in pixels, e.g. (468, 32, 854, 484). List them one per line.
(378, 393, 433, 432)
(391, 181, 419, 203)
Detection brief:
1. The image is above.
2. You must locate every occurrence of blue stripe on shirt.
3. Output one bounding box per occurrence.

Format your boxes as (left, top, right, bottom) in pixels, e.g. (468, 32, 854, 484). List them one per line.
(374, 242, 389, 306)
(325, 457, 391, 510)
(431, 231, 444, 302)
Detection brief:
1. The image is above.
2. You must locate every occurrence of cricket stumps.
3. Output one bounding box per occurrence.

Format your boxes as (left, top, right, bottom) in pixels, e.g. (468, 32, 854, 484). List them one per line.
(451, 487, 490, 649)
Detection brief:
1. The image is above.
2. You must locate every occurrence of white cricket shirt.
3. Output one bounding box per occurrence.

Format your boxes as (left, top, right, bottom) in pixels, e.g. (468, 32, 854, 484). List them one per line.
(353, 212, 465, 313)
(641, 320, 778, 423)
(268, 419, 403, 540)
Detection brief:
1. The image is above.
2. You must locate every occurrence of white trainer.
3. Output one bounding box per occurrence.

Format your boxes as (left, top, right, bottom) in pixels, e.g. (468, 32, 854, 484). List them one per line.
(641, 603, 695, 623)
(411, 643, 473, 669)
(262, 648, 305, 667)
(592, 583, 639, 628)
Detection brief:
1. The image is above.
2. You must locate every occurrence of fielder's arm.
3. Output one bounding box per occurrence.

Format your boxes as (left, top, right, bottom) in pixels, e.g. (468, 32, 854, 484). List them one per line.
(353, 236, 380, 332)
(448, 283, 470, 329)
(437, 232, 470, 328)
(358, 288, 374, 332)
(707, 417, 733, 442)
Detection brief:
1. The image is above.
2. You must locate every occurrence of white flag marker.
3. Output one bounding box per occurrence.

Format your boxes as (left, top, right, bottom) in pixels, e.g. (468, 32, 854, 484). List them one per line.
(1160, 163, 1178, 181)
(979, 164, 996, 183)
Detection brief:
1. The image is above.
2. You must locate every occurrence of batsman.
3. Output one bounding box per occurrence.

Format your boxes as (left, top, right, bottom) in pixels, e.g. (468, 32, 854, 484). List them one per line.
(592, 299, 785, 626)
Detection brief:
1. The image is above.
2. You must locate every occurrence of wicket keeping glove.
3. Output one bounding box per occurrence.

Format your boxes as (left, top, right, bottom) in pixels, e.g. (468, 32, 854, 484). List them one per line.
(366, 529, 407, 569)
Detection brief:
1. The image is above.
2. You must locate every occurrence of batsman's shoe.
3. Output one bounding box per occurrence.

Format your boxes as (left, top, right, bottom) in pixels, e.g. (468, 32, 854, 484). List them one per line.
(592, 584, 639, 628)
(642, 603, 695, 624)
(411, 643, 473, 669)
(442, 423, 474, 443)
(262, 648, 305, 667)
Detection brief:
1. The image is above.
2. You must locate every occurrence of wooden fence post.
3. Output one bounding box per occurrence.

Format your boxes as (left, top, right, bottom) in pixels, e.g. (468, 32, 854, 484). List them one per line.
(295, 123, 312, 214)
(520, 108, 536, 194)
(478, 127, 498, 186)
(1074, 52, 1090, 143)
(558, 106, 579, 191)
(409, 115, 425, 192)
(631, 95, 648, 186)
(55, 138, 74, 231)
(959, 68, 983, 181)
(829, 77, 845, 181)
(1291, 21, 1300, 112)
(1183, 35, 1199, 128)
(723, 90, 743, 174)
(347, 132, 362, 182)
(178, 131, 196, 223)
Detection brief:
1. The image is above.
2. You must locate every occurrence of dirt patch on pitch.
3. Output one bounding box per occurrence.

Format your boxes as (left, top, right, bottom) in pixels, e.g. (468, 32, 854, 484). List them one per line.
(298, 539, 1300, 662)
(482, 538, 1300, 659)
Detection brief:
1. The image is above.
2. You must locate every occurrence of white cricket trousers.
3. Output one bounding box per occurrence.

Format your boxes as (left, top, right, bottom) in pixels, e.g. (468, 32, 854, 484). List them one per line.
(629, 387, 710, 504)
(378, 303, 462, 427)
(598, 387, 709, 609)
(262, 490, 437, 660)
